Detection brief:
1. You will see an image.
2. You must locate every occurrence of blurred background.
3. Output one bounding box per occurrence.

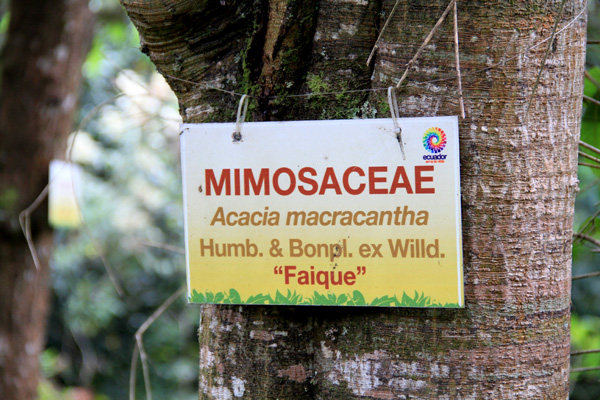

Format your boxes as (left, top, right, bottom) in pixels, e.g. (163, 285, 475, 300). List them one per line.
(571, 1, 600, 398)
(40, 1, 197, 397)
(1, 0, 600, 398)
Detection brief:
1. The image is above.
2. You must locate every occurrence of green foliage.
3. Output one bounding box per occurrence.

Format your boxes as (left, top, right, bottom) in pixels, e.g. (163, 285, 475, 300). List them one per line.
(274, 289, 304, 305)
(38, 379, 110, 400)
(571, 8, 600, 396)
(306, 72, 330, 94)
(302, 73, 382, 120)
(40, 348, 64, 379)
(580, 67, 600, 151)
(37, 380, 65, 400)
(189, 288, 460, 308)
(190, 288, 242, 304)
(572, 314, 600, 370)
(246, 292, 272, 304)
(0, 4, 9, 51)
(587, 0, 600, 67)
(401, 290, 432, 307)
(350, 290, 366, 305)
(0, 10, 8, 34)
(0, 186, 18, 211)
(312, 291, 348, 306)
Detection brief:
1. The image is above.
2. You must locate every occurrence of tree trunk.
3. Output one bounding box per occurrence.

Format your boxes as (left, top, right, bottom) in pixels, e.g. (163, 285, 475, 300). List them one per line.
(121, 0, 587, 398)
(0, 0, 93, 398)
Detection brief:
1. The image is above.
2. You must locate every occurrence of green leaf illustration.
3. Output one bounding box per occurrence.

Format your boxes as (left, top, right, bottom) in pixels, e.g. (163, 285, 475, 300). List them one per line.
(188, 288, 462, 308)
(190, 289, 205, 303)
(228, 288, 242, 304)
(314, 291, 335, 305)
(214, 292, 225, 303)
(275, 290, 290, 304)
(288, 290, 304, 304)
(352, 290, 366, 306)
(205, 291, 215, 303)
(370, 295, 399, 307)
(246, 293, 271, 304)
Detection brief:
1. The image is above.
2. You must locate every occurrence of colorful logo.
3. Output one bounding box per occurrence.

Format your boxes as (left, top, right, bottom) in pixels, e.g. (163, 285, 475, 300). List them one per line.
(423, 127, 447, 154)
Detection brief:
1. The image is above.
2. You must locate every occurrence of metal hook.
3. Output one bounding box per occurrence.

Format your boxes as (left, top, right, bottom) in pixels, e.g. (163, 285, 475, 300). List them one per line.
(233, 94, 249, 142)
(387, 87, 405, 160)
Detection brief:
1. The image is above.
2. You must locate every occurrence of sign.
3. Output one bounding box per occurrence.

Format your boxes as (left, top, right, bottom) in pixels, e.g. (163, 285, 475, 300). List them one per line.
(49, 159, 82, 229)
(181, 117, 463, 307)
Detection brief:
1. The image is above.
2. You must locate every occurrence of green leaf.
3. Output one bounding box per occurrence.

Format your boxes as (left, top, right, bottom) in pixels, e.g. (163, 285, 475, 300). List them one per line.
(190, 289, 205, 303)
(312, 291, 334, 305)
(370, 295, 398, 307)
(205, 291, 214, 303)
(246, 293, 271, 304)
(0, 12, 10, 35)
(228, 288, 242, 304)
(584, 67, 600, 98)
(275, 290, 290, 304)
(288, 290, 304, 304)
(214, 292, 225, 303)
(442, 303, 461, 308)
(352, 290, 366, 306)
(401, 292, 413, 306)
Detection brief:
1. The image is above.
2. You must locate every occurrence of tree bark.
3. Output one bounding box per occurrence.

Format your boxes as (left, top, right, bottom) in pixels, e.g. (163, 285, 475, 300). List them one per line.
(121, 0, 587, 398)
(0, 0, 93, 398)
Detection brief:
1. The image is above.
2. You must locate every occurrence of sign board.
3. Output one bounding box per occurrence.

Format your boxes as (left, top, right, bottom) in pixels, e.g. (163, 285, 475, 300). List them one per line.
(49, 159, 82, 229)
(181, 117, 463, 307)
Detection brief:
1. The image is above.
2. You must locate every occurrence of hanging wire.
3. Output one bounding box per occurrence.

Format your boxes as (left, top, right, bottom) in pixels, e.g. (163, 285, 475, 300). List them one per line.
(387, 86, 406, 159)
(232, 94, 249, 142)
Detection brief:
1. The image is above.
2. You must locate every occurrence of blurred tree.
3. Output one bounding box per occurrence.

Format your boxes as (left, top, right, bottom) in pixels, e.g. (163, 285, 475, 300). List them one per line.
(46, 69, 196, 399)
(0, 0, 93, 398)
(120, 0, 587, 398)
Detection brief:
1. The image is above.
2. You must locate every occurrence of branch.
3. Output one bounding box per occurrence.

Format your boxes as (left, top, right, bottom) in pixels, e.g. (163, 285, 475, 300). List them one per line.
(585, 70, 600, 90)
(137, 240, 185, 254)
(453, 1, 465, 118)
(578, 150, 600, 164)
(573, 232, 600, 247)
(130, 285, 186, 400)
(580, 140, 600, 155)
(574, 209, 600, 243)
(572, 271, 600, 281)
(572, 348, 600, 357)
(366, 0, 401, 66)
(578, 162, 600, 169)
(396, 0, 456, 88)
(571, 366, 600, 373)
(583, 94, 600, 106)
(129, 344, 140, 400)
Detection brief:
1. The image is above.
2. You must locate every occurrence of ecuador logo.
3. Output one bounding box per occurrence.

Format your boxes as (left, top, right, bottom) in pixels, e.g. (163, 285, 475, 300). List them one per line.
(423, 127, 447, 154)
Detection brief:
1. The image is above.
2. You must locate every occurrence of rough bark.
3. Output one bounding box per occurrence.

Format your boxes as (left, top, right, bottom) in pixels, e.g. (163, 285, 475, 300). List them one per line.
(0, 0, 93, 398)
(121, 0, 587, 398)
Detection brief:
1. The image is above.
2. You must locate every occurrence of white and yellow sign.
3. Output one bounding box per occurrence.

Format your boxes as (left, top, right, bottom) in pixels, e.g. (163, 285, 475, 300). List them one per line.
(49, 159, 82, 229)
(181, 117, 463, 307)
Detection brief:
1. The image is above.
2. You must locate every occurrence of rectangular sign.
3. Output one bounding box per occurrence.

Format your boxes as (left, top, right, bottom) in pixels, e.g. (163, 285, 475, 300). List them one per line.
(181, 117, 463, 307)
(49, 159, 82, 229)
